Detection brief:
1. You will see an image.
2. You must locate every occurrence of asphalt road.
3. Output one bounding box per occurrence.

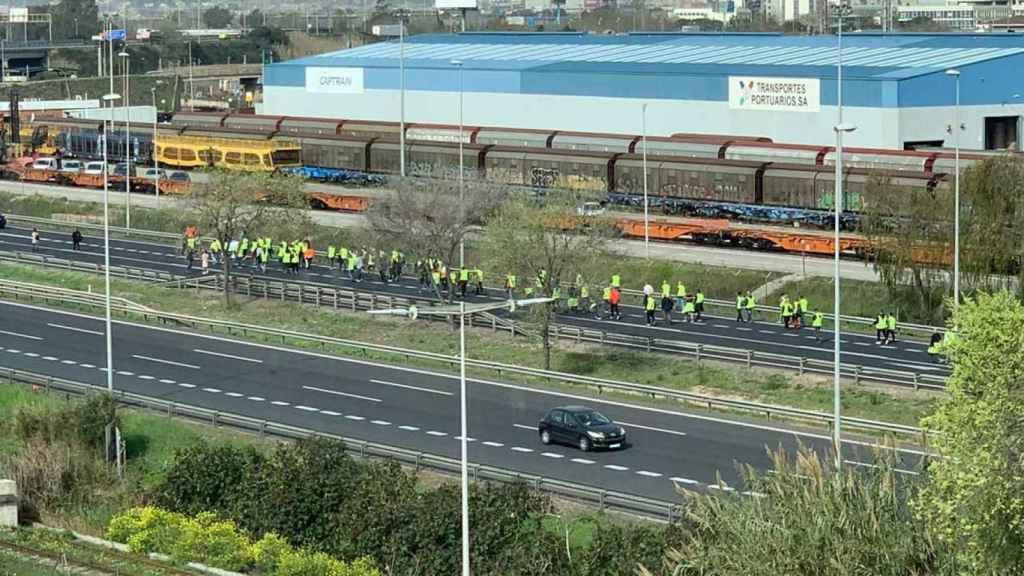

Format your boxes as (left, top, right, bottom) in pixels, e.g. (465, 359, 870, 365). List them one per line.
(0, 299, 927, 502)
(0, 180, 883, 280)
(0, 223, 949, 382)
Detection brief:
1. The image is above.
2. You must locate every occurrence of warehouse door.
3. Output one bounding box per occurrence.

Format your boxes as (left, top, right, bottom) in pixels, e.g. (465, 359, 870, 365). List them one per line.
(985, 116, 1019, 150)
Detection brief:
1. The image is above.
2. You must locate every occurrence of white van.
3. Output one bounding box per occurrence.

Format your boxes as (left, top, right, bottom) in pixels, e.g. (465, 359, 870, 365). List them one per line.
(59, 159, 83, 174)
(31, 157, 59, 171)
(83, 161, 107, 175)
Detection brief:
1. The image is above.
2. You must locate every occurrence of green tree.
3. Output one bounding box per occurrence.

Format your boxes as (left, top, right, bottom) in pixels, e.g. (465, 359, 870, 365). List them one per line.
(653, 446, 944, 575)
(155, 443, 264, 516)
(914, 292, 1024, 574)
(203, 6, 235, 29)
(481, 194, 612, 370)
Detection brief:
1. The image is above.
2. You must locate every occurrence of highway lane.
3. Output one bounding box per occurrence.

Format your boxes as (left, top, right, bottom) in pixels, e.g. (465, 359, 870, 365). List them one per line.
(0, 300, 926, 502)
(0, 223, 949, 381)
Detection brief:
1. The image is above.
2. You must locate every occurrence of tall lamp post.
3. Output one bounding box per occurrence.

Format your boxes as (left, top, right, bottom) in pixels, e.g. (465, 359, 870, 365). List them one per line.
(451, 59, 465, 267)
(119, 49, 132, 230)
(641, 103, 649, 259)
(151, 85, 160, 208)
(832, 1, 854, 471)
(945, 68, 961, 304)
(101, 91, 121, 393)
(368, 297, 553, 576)
(398, 11, 407, 177)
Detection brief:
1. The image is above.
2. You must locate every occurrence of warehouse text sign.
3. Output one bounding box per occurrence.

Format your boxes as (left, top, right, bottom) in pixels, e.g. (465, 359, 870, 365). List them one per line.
(728, 77, 820, 112)
(306, 67, 365, 94)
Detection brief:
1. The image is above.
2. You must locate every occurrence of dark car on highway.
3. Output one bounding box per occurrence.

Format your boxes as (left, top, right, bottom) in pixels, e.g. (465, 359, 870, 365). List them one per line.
(538, 406, 626, 452)
(0, 213, 5, 229)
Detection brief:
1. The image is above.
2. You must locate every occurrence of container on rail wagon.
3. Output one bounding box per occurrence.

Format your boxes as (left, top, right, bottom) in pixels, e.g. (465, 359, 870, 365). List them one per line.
(278, 117, 343, 136)
(632, 136, 728, 159)
(483, 147, 613, 192)
(724, 142, 829, 165)
(300, 135, 371, 173)
(821, 147, 935, 173)
(405, 124, 479, 144)
(474, 127, 552, 148)
(613, 155, 761, 204)
(549, 131, 636, 153)
(338, 121, 402, 141)
(168, 111, 229, 131)
(223, 114, 284, 133)
(369, 140, 486, 179)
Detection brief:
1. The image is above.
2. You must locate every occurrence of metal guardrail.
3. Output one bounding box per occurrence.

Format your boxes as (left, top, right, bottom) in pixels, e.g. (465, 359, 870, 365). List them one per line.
(0, 365, 681, 521)
(0, 278, 932, 445)
(3, 213, 945, 337)
(0, 251, 948, 392)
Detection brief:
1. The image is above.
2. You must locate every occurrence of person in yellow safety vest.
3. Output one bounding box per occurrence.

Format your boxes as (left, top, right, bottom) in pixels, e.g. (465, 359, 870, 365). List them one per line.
(875, 312, 887, 344)
(258, 243, 269, 272)
(474, 269, 484, 295)
(575, 273, 584, 288)
(735, 292, 746, 322)
(579, 284, 590, 311)
(208, 238, 222, 265)
(431, 268, 441, 291)
(601, 285, 612, 319)
(885, 312, 897, 344)
(505, 274, 517, 298)
(675, 281, 687, 313)
(796, 295, 809, 327)
(812, 310, 824, 342)
(338, 247, 348, 270)
(552, 286, 562, 312)
(927, 332, 944, 362)
(328, 245, 336, 265)
(694, 289, 705, 322)
(659, 280, 669, 298)
(683, 295, 696, 323)
(524, 284, 535, 297)
(237, 238, 248, 259)
(611, 274, 621, 288)
(780, 295, 793, 328)
(439, 264, 449, 292)
(458, 267, 470, 298)
(567, 290, 579, 314)
(187, 235, 198, 252)
(744, 291, 756, 323)
(644, 293, 657, 326)
(347, 252, 357, 279)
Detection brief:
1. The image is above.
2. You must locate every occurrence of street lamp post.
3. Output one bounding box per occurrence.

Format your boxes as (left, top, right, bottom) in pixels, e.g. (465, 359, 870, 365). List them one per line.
(151, 85, 160, 208)
(101, 91, 121, 393)
(120, 50, 132, 231)
(452, 59, 465, 267)
(946, 68, 961, 304)
(368, 297, 553, 576)
(641, 103, 649, 259)
(399, 12, 406, 178)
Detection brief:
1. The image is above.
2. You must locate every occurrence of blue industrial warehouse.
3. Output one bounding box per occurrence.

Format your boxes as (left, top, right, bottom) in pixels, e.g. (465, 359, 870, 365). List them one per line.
(263, 32, 1024, 150)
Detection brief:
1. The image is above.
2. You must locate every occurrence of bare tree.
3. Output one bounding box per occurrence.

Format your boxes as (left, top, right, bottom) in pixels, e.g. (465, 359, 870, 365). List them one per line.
(189, 169, 311, 306)
(365, 179, 506, 303)
(480, 194, 612, 370)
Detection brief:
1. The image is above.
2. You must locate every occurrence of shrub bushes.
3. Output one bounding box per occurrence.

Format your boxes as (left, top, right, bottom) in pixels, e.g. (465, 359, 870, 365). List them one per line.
(106, 506, 381, 576)
(13, 393, 118, 450)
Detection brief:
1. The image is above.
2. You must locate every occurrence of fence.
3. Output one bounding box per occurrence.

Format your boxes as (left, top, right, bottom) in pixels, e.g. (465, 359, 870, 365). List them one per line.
(0, 364, 681, 521)
(0, 277, 932, 446)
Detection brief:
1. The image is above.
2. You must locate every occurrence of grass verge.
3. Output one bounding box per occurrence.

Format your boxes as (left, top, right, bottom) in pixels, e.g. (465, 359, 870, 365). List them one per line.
(0, 261, 938, 428)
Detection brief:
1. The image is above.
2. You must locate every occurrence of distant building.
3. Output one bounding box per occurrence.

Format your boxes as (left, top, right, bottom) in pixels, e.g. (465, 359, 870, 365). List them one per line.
(896, 5, 976, 30)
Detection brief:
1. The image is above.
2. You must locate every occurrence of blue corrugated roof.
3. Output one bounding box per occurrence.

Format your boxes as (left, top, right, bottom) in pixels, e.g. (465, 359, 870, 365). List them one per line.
(282, 32, 1024, 80)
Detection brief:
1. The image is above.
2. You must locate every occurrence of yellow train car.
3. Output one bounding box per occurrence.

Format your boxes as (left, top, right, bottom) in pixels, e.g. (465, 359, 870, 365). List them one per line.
(154, 135, 301, 172)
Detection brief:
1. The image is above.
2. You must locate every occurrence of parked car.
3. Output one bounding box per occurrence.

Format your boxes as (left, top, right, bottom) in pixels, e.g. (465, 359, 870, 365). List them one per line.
(59, 159, 83, 173)
(83, 161, 106, 175)
(168, 171, 190, 183)
(31, 157, 59, 171)
(576, 201, 606, 216)
(538, 406, 626, 452)
(112, 163, 136, 177)
(143, 168, 167, 180)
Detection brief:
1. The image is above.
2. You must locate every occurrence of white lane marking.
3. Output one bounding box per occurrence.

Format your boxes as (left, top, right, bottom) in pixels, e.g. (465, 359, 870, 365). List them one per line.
(132, 354, 201, 370)
(201, 387, 221, 393)
(743, 491, 767, 498)
(371, 420, 392, 426)
(117, 370, 135, 376)
(426, 430, 447, 436)
(510, 446, 533, 453)
(636, 470, 663, 478)
(571, 458, 595, 465)
(248, 396, 266, 402)
(60, 359, 76, 365)
(707, 485, 735, 492)
(302, 385, 381, 403)
(138, 375, 156, 380)
(617, 420, 687, 437)
(604, 464, 629, 471)
(671, 477, 699, 485)
(454, 436, 476, 442)
(271, 400, 290, 406)
(295, 405, 319, 412)
(321, 410, 341, 416)
(178, 383, 196, 388)
(345, 415, 366, 421)
(79, 363, 95, 368)
(482, 441, 504, 447)
(512, 424, 536, 431)
(541, 452, 564, 459)
(370, 378, 453, 396)
(159, 378, 176, 384)
(224, 391, 243, 397)
(844, 459, 920, 476)
(42, 356, 58, 361)
(23, 352, 39, 357)
(0, 299, 933, 457)
(47, 323, 102, 336)
(398, 425, 420, 431)
(736, 327, 752, 331)
(5, 349, 20, 354)
(193, 348, 262, 363)
(0, 328, 43, 340)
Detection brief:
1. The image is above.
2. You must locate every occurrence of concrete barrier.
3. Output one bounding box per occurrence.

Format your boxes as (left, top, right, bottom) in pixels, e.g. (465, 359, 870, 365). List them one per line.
(0, 479, 17, 527)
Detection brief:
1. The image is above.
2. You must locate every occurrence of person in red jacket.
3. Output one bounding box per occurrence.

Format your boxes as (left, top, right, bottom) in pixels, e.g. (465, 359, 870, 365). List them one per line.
(609, 286, 622, 320)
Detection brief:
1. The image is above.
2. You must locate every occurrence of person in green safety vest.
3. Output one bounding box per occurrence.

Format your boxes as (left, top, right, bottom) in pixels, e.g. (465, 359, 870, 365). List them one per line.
(579, 284, 590, 311)
(458, 267, 470, 298)
(551, 286, 562, 312)
(744, 291, 756, 323)
(567, 287, 579, 314)
(505, 274, 517, 298)
(601, 285, 612, 319)
(694, 289, 705, 322)
(328, 245, 336, 266)
(611, 274, 621, 288)
(875, 312, 887, 344)
(661, 280, 671, 298)
(928, 331, 944, 363)
(675, 281, 686, 313)
(347, 252, 358, 281)
(208, 238, 222, 265)
(796, 295, 809, 327)
(258, 243, 269, 273)
(735, 291, 746, 323)
(812, 310, 824, 342)
(474, 269, 484, 295)
(683, 295, 696, 323)
(780, 295, 793, 328)
(885, 313, 897, 344)
(644, 293, 657, 326)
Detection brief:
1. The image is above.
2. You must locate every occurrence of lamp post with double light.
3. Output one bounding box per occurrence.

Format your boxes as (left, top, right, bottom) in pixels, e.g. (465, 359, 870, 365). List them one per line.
(451, 59, 465, 267)
(368, 297, 553, 576)
(945, 68, 961, 304)
(119, 49, 132, 230)
(641, 103, 649, 259)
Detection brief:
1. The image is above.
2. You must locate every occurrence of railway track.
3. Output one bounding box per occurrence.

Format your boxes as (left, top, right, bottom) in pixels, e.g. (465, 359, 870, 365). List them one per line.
(0, 536, 201, 576)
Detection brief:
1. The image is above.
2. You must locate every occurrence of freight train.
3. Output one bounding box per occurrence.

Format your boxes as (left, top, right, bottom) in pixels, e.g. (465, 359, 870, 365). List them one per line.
(19, 112, 997, 226)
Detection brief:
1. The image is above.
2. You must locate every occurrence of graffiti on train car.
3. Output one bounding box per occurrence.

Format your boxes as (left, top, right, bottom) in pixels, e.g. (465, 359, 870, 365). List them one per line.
(818, 192, 864, 211)
(407, 161, 480, 181)
(486, 165, 526, 186)
(531, 167, 560, 188)
(529, 167, 606, 192)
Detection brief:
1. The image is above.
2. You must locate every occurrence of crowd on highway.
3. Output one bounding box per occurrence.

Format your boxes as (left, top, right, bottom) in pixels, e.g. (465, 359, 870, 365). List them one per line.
(173, 227, 917, 347)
